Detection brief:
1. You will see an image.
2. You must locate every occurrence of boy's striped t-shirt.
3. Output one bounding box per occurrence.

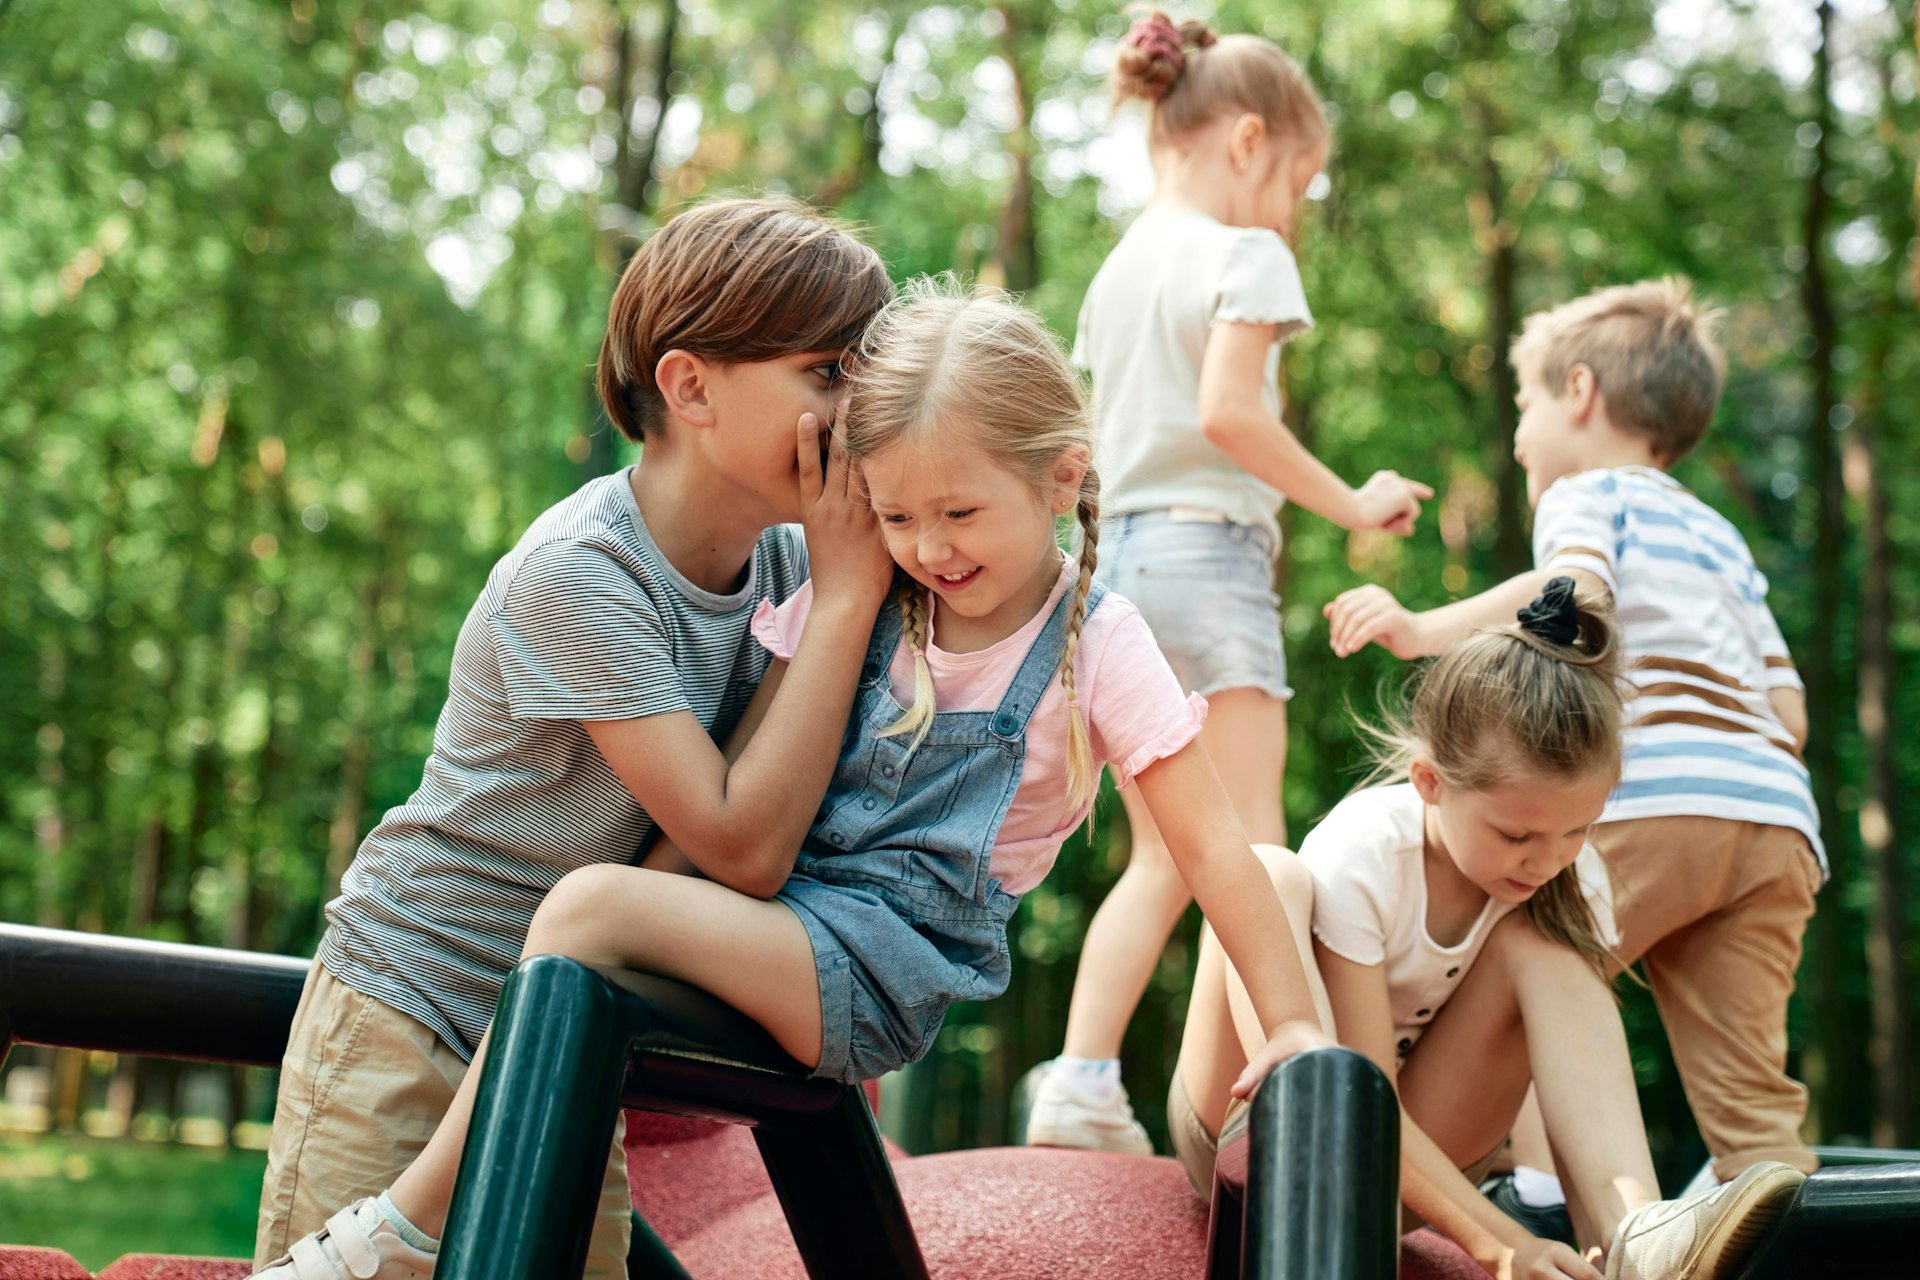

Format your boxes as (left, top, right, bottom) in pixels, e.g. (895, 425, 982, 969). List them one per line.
(318, 469, 808, 1059)
(1532, 466, 1824, 874)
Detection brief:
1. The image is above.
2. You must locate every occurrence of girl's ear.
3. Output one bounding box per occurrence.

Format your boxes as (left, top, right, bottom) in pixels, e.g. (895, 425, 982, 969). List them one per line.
(1050, 446, 1092, 513)
(1408, 757, 1444, 805)
(1227, 112, 1267, 174)
(655, 350, 717, 429)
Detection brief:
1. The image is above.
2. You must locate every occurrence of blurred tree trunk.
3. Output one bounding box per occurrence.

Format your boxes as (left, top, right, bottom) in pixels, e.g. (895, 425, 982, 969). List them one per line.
(1800, 0, 1868, 1140)
(817, 17, 895, 209)
(585, 0, 679, 484)
(1855, 42, 1915, 1147)
(987, 1, 1038, 292)
(1851, 304, 1908, 1146)
(1462, 5, 1528, 578)
(326, 574, 384, 904)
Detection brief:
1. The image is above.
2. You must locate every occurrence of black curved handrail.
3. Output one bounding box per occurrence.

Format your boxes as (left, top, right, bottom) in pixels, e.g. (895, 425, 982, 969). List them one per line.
(0, 922, 308, 1068)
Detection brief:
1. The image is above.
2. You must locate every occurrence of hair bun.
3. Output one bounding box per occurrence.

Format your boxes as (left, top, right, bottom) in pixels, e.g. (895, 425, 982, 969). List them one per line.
(1516, 576, 1581, 647)
(1114, 10, 1213, 102)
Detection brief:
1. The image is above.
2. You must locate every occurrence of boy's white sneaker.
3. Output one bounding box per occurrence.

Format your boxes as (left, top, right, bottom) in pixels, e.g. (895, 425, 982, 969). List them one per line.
(252, 1198, 437, 1280)
(1023, 1061, 1153, 1156)
(1604, 1160, 1804, 1280)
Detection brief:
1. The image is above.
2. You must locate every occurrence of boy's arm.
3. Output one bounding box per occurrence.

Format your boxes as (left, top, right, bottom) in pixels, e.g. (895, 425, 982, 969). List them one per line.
(590, 415, 892, 899)
(1326, 566, 1611, 660)
(586, 594, 876, 899)
(638, 660, 788, 877)
(1198, 323, 1431, 534)
(1316, 946, 1601, 1280)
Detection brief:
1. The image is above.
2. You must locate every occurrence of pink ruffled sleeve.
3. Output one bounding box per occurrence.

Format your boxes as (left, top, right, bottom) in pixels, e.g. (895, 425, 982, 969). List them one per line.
(750, 579, 814, 662)
(1087, 601, 1210, 788)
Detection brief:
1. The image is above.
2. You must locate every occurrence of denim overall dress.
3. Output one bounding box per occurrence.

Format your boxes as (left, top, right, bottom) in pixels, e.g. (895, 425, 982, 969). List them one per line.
(776, 581, 1107, 1084)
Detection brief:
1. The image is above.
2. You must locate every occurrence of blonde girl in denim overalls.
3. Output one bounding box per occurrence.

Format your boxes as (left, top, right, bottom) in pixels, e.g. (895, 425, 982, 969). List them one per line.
(251, 277, 1333, 1280)
(1029, 9, 1433, 1152)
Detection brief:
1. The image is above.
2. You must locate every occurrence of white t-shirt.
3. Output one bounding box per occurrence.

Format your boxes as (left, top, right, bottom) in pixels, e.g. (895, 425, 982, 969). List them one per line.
(1532, 466, 1823, 873)
(1299, 784, 1619, 1062)
(1072, 204, 1313, 542)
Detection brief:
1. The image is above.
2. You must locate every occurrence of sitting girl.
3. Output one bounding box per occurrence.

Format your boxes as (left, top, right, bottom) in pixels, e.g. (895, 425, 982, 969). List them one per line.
(252, 277, 1330, 1280)
(1170, 582, 1804, 1280)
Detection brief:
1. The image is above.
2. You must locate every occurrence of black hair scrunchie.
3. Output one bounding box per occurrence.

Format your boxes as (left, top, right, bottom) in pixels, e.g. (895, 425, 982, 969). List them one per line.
(1516, 575, 1581, 646)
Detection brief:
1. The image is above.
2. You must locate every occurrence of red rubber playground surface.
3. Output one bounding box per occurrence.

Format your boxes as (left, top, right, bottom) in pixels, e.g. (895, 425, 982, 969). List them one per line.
(0, 1107, 1482, 1279)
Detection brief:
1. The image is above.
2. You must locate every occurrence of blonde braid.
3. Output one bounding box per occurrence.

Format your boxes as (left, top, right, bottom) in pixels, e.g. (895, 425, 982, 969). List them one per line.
(878, 580, 938, 755)
(1059, 486, 1101, 811)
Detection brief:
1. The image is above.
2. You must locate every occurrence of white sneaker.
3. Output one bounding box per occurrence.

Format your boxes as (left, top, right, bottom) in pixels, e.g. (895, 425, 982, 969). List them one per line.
(253, 1198, 438, 1280)
(1023, 1061, 1153, 1156)
(1605, 1160, 1804, 1279)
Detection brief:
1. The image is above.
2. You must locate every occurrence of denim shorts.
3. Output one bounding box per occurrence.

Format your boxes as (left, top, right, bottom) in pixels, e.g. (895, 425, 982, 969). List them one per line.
(1098, 509, 1292, 700)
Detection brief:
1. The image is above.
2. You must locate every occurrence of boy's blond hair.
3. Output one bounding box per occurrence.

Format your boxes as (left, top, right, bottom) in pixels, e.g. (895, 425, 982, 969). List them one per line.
(1511, 277, 1727, 463)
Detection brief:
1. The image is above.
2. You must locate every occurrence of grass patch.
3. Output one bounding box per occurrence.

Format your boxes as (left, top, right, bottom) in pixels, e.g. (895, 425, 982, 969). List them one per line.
(0, 1132, 265, 1272)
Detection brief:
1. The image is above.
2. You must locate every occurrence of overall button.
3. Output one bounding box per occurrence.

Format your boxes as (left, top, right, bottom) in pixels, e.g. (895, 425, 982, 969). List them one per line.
(993, 714, 1017, 735)
(881, 764, 895, 777)
(829, 833, 845, 847)
(861, 798, 877, 811)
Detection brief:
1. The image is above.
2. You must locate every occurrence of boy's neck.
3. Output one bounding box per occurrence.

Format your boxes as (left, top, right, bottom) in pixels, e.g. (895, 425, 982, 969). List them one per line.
(1575, 425, 1666, 475)
(628, 449, 768, 595)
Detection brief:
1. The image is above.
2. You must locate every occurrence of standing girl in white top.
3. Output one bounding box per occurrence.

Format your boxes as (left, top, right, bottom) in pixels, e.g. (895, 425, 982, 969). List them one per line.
(1029, 10, 1432, 1152)
(1171, 580, 1805, 1280)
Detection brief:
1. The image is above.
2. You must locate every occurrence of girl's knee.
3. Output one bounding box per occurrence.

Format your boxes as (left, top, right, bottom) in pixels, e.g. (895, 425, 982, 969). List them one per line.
(1253, 844, 1313, 913)
(527, 864, 637, 955)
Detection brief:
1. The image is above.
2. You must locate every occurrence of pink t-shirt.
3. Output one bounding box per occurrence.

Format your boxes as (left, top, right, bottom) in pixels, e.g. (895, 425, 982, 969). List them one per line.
(752, 563, 1206, 894)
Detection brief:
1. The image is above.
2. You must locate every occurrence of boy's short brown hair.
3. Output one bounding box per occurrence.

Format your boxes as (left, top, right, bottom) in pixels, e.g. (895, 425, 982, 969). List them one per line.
(596, 197, 892, 442)
(1511, 277, 1727, 463)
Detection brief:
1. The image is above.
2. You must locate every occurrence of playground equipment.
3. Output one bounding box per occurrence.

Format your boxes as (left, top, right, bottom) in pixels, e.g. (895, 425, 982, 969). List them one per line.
(1, 922, 1913, 1278)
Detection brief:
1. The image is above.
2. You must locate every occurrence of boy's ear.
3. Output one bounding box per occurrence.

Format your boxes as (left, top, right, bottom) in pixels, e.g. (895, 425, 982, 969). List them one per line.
(655, 350, 716, 428)
(1563, 364, 1600, 425)
(1408, 758, 1444, 805)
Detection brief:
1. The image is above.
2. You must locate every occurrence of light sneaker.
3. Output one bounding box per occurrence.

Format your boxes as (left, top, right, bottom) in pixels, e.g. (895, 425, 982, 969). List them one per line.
(253, 1198, 437, 1280)
(1023, 1060, 1154, 1156)
(1605, 1160, 1804, 1279)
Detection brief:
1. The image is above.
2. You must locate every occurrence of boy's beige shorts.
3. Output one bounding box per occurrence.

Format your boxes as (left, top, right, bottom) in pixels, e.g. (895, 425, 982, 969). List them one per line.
(253, 960, 632, 1279)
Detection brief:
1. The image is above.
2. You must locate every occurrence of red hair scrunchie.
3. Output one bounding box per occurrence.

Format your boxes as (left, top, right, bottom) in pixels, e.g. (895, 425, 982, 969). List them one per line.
(1121, 14, 1185, 72)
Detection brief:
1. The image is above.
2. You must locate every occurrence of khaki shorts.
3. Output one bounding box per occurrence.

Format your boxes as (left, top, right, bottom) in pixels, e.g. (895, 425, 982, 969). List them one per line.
(1596, 816, 1821, 1178)
(254, 960, 632, 1278)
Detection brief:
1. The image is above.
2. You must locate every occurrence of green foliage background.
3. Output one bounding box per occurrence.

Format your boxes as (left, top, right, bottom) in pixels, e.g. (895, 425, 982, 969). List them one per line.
(3, 0, 1917, 1199)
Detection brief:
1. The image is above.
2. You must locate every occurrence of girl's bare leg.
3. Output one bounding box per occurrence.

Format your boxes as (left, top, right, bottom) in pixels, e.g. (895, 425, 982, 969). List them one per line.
(1062, 690, 1288, 1059)
(1176, 847, 1330, 1138)
(387, 865, 821, 1235)
(1398, 913, 1658, 1248)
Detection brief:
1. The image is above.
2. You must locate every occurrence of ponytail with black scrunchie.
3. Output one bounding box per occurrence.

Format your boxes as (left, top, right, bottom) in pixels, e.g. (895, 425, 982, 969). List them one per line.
(1516, 576, 1581, 647)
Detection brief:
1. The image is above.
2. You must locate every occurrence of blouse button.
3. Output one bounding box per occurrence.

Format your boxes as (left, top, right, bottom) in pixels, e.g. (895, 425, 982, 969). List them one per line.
(1416, 1009, 1431, 1019)
(1445, 967, 1459, 979)
(1397, 1038, 1413, 1055)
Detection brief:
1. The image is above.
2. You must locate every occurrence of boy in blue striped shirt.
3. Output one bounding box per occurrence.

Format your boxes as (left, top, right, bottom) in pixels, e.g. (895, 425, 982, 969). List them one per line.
(1325, 278, 1821, 1187)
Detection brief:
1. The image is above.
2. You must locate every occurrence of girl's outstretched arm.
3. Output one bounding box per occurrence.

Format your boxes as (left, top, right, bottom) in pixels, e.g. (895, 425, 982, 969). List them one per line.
(587, 415, 892, 899)
(1197, 322, 1431, 534)
(1315, 945, 1603, 1280)
(1133, 741, 1330, 1061)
